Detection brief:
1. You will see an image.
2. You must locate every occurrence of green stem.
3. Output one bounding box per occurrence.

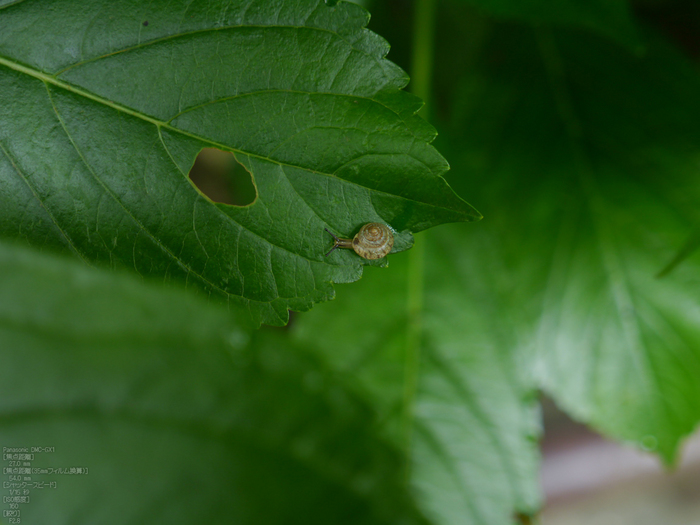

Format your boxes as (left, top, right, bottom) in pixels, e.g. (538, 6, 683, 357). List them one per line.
(402, 0, 437, 479)
(402, 232, 424, 477)
(411, 0, 437, 116)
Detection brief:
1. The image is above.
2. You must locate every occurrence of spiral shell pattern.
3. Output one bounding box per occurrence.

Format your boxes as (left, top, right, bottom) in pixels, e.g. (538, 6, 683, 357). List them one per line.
(351, 223, 394, 260)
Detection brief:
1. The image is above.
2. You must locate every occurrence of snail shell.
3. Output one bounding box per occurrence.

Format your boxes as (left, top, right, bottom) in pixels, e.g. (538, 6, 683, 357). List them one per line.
(324, 222, 394, 260)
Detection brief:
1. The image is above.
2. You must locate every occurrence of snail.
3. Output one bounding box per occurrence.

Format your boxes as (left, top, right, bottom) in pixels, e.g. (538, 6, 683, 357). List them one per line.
(324, 222, 394, 260)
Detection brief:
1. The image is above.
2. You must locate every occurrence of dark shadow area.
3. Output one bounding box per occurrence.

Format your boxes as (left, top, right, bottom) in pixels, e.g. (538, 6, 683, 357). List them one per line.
(635, 0, 700, 60)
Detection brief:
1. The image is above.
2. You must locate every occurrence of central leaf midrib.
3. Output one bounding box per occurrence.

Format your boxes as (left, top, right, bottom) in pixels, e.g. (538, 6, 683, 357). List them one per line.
(0, 55, 469, 218)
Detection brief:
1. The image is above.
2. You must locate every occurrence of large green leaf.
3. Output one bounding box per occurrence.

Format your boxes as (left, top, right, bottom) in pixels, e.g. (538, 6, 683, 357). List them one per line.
(0, 239, 431, 525)
(292, 239, 542, 525)
(436, 22, 700, 464)
(0, 0, 479, 327)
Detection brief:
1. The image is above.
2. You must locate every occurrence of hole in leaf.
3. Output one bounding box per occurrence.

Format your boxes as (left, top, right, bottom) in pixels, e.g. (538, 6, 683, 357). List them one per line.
(188, 148, 256, 206)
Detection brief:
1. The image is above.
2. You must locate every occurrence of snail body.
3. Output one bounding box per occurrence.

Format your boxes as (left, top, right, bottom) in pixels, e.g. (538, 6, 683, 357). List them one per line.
(324, 223, 394, 260)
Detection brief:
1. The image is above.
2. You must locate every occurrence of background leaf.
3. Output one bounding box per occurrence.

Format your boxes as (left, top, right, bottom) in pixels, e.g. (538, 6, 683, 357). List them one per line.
(0, 239, 430, 525)
(453, 0, 641, 49)
(291, 235, 542, 525)
(434, 20, 700, 464)
(280, 2, 700, 523)
(0, 0, 479, 326)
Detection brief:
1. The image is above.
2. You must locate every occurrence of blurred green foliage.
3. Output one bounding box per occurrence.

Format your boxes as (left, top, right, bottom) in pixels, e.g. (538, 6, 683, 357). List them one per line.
(3, 0, 700, 524)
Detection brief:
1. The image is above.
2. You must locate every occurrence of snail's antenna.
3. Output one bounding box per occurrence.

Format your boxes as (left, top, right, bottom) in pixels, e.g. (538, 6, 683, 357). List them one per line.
(324, 228, 340, 256)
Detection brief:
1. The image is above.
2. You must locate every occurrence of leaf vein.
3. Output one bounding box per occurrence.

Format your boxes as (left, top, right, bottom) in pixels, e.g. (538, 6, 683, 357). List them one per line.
(0, 137, 88, 263)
